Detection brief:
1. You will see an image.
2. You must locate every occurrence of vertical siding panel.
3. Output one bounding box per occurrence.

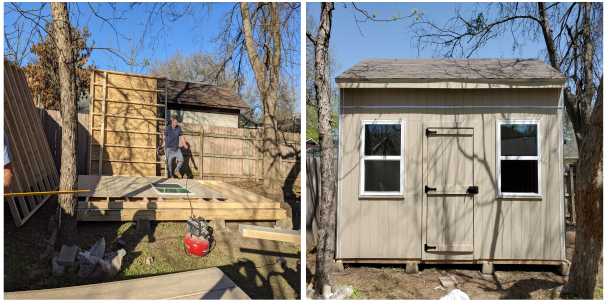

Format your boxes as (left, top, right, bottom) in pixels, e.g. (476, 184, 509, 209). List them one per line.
(540, 88, 551, 261)
(529, 89, 542, 260)
(426, 89, 436, 123)
(454, 89, 465, 122)
(464, 128, 474, 250)
(400, 88, 411, 258)
(510, 88, 522, 260)
(358, 89, 370, 258)
(491, 90, 503, 260)
(339, 89, 352, 258)
(366, 89, 381, 259)
(519, 88, 531, 259)
(389, 88, 409, 258)
(471, 90, 483, 259)
(380, 88, 399, 258)
(418, 88, 428, 259)
(349, 89, 362, 258)
(550, 89, 563, 260)
(481, 89, 495, 259)
(378, 89, 391, 259)
(409, 88, 422, 258)
(501, 88, 513, 260)
(436, 89, 447, 122)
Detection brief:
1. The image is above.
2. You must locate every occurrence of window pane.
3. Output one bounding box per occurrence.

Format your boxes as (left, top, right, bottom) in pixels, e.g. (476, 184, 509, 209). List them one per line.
(501, 124, 538, 156)
(501, 160, 538, 193)
(364, 124, 401, 156)
(364, 160, 400, 192)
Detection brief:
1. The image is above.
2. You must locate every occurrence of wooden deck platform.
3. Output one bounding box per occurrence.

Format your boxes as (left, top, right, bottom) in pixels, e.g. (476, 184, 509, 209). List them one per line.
(4, 267, 250, 300)
(77, 176, 286, 222)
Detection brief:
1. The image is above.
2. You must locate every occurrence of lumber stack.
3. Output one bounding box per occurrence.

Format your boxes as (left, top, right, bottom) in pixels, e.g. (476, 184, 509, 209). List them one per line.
(76, 179, 286, 222)
(4, 59, 60, 227)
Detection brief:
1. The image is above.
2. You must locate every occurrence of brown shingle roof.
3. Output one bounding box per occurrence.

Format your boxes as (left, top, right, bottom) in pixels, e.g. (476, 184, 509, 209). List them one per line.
(158, 79, 249, 110)
(336, 58, 566, 81)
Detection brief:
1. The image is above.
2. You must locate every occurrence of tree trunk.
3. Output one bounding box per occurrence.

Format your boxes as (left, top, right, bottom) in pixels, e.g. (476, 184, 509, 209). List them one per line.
(561, 77, 603, 299)
(308, 2, 336, 295)
(50, 2, 79, 250)
(240, 2, 282, 188)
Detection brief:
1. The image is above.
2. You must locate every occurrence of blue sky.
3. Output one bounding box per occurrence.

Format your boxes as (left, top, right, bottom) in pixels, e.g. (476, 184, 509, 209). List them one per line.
(307, 2, 548, 77)
(5, 3, 241, 72)
(4, 2, 301, 116)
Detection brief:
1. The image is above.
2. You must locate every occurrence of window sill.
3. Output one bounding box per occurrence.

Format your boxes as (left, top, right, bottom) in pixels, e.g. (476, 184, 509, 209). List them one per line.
(359, 195, 405, 200)
(497, 194, 542, 200)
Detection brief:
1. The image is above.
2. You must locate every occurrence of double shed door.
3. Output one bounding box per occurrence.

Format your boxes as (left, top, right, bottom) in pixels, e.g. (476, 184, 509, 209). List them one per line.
(422, 123, 477, 261)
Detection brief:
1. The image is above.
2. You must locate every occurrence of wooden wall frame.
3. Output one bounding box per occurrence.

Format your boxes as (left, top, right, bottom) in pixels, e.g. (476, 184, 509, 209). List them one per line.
(3, 59, 59, 227)
(88, 69, 167, 176)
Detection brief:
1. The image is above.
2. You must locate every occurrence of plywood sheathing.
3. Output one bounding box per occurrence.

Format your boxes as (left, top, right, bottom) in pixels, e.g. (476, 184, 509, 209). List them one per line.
(77, 175, 228, 198)
(89, 70, 165, 176)
(3, 59, 60, 227)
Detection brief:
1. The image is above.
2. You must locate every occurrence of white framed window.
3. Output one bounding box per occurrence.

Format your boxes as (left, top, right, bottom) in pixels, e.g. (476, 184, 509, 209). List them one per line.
(496, 120, 541, 197)
(360, 120, 404, 196)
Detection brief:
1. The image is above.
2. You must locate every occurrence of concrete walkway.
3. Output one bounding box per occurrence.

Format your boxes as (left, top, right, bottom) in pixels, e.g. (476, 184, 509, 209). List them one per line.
(5, 268, 250, 300)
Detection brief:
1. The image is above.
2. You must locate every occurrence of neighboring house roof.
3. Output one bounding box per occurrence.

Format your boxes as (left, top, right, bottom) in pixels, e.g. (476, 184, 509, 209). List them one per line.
(564, 137, 579, 159)
(306, 135, 338, 158)
(158, 79, 250, 110)
(336, 58, 566, 82)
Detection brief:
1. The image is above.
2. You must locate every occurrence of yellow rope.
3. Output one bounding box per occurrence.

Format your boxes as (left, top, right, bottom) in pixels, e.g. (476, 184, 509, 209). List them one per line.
(4, 190, 90, 197)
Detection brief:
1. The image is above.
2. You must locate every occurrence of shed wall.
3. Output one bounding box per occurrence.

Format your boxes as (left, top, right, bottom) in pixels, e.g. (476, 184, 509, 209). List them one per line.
(337, 88, 563, 262)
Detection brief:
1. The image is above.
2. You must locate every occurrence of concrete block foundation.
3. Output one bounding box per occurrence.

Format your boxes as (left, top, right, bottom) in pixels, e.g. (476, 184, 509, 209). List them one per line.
(405, 261, 419, 274)
(557, 260, 571, 276)
(481, 261, 494, 275)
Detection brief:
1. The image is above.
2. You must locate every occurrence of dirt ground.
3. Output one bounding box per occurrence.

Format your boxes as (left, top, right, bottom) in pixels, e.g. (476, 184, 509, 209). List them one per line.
(307, 222, 603, 300)
(4, 180, 301, 299)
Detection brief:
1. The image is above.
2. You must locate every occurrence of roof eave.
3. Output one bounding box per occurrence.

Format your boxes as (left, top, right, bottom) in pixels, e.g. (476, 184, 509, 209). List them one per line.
(335, 78, 566, 89)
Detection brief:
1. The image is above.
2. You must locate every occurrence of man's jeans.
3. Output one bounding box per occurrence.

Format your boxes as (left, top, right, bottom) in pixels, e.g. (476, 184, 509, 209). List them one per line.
(167, 148, 184, 176)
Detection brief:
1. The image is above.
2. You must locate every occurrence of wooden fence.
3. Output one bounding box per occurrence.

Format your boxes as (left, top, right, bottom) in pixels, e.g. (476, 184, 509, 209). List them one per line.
(564, 163, 577, 223)
(159, 121, 301, 186)
(38, 110, 90, 175)
(38, 112, 300, 186)
(306, 157, 337, 248)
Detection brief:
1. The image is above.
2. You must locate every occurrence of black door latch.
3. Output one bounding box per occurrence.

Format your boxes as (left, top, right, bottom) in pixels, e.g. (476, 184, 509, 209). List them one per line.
(425, 244, 436, 251)
(425, 186, 436, 194)
(426, 128, 437, 136)
(467, 186, 479, 194)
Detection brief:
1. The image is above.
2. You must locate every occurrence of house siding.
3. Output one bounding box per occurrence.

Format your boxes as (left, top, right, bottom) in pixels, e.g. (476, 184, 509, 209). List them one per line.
(167, 109, 239, 128)
(337, 88, 563, 262)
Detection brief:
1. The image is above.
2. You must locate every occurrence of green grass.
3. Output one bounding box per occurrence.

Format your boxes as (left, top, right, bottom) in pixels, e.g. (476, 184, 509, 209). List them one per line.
(117, 222, 134, 234)
(430, 267, 438, 272)
(350, 286, 362, 300)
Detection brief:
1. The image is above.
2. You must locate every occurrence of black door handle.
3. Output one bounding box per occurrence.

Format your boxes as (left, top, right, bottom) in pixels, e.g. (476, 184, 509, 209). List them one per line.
(425, 244, 436, 251)
(426, 128, 437, 136)
(425, 186, 436, 194)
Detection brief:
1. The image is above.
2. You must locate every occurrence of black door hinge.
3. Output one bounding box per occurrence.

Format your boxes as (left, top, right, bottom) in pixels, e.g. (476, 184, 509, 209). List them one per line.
(425, 186, 436, 194)
(467, 186, 479, 194)
(426, 128, 437, 136)
(425, 244, 436, 251)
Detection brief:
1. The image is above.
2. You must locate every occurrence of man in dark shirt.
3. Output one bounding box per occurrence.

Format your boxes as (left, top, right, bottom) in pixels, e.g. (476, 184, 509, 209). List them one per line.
(159, 115, 189, 178)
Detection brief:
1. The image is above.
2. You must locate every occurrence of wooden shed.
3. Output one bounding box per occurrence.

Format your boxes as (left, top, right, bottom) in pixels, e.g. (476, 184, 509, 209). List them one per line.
(334, 59, 568, 270)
